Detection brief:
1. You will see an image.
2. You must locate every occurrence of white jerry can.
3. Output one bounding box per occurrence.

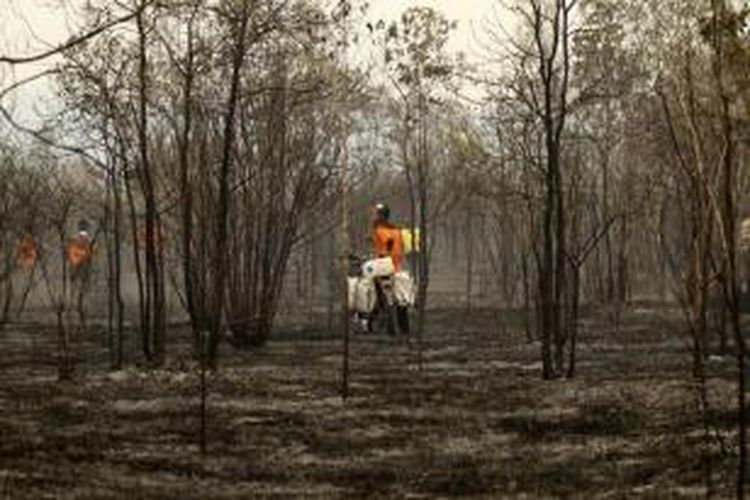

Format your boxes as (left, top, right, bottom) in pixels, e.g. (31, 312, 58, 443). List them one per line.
(393, 271, 416, 306)
(348, 276, 377, 313)
(347, 277, 358, 310)
(362, 257, 395, 279)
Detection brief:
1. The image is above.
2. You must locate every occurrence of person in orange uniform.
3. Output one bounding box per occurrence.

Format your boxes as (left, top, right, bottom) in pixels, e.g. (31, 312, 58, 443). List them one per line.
(368, 203, 409, 335)
(371, 202, 403, 271)
(16, 234, 38, 270)
(67, 219, 94, 288)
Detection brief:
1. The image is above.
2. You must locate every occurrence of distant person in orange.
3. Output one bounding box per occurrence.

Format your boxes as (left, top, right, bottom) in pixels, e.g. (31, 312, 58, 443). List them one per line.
(16, 233, 38, 270)
(68, 220, 93, 280)
(68, 220, 95, 330)
(371, 202, 403, 271)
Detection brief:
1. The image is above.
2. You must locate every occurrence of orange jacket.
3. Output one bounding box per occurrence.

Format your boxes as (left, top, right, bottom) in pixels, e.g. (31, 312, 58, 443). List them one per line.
(372, 223, 403, 271)
(16, 235, 38, 269)
(67, 233, 93, 268)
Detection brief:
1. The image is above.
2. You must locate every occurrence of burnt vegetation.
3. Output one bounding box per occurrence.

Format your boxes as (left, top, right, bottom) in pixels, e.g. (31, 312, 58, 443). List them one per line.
(2, 0, 750, 497)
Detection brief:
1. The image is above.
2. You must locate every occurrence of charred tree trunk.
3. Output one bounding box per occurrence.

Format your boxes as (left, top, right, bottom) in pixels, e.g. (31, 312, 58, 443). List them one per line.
(709, 2, 745, 493)
(113, 164, 125, 369)
(208, 2, 250, 363)
(136, 3, 166, 365)
(530, 0, 573, 380)
(178, 10, 201, 348)
(465, 209, 474, 317)
(124, 171, 148, 361)
(566, 262, 580, 379)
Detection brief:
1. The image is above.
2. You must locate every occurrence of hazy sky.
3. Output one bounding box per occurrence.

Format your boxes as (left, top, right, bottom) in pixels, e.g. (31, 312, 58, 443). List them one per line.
(368, 0, 496, 57)
(0, 0, 499, 118)
(1, 0, 496, 57)
(1, 1, 80, 61)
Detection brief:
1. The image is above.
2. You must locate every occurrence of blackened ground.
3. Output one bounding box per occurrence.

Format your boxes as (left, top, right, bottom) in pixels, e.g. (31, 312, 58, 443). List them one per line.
(0, 303, 742, 498)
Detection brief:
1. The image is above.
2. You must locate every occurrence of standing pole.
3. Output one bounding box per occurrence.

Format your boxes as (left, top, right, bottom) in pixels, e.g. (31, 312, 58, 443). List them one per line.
(339, 3, 352, 401)
(200, 330, 208, 454)
(340, 122, 351, 400)
(340, 82, 352, 400)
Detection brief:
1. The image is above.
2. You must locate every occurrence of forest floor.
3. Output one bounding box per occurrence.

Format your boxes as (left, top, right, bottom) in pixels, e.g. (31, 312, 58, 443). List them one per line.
(0, 302, 744, 498)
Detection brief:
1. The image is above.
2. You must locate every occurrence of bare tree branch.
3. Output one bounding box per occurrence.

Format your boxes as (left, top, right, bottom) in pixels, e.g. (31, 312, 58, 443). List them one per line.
(0, 5, 150, 66)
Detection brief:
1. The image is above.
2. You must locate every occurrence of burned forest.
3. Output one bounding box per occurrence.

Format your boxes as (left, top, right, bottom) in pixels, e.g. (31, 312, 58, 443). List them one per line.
(2, 0, 750, 498)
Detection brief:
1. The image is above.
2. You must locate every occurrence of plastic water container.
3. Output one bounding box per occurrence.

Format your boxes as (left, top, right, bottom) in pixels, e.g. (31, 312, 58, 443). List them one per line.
(348, 276, 376, 313)
(362, 257, 395, 279)
(393, 271, 416, 306)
